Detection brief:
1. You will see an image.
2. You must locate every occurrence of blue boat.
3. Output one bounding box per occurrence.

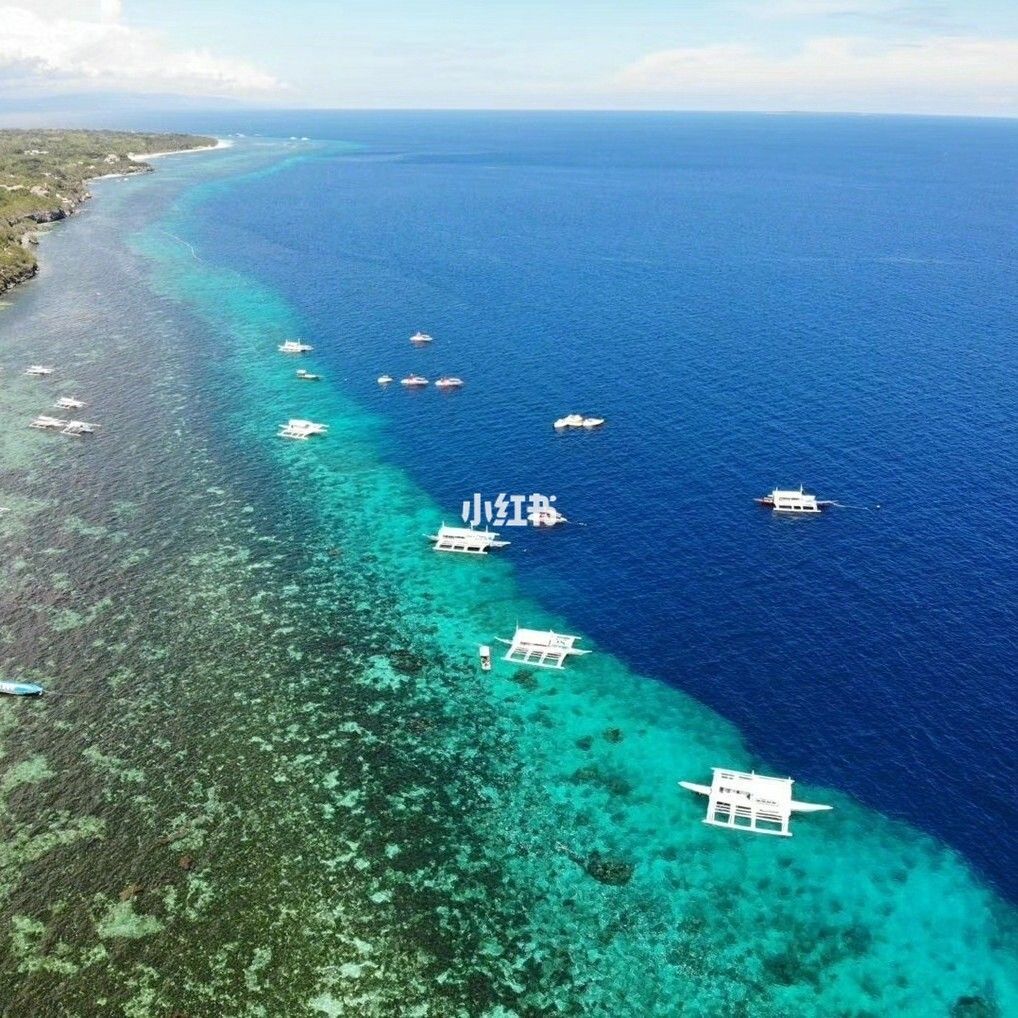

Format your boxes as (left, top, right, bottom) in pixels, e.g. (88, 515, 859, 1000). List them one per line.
(0, 680, 44, 697)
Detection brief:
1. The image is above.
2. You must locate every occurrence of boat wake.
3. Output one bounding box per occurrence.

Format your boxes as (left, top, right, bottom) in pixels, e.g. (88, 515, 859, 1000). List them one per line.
(158, 229, 204, 263)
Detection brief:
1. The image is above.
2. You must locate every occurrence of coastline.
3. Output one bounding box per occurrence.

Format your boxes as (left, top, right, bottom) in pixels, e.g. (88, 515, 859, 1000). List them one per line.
(128, 138, 234, 162)
(0, 130, 220, 295)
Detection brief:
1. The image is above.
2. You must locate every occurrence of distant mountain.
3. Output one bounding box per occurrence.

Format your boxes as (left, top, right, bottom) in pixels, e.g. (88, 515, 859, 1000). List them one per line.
(0, 91, 264, 129)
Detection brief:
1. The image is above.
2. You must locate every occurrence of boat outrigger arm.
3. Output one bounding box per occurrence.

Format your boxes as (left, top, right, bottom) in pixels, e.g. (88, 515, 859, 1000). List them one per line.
(680, 768, 832, 837)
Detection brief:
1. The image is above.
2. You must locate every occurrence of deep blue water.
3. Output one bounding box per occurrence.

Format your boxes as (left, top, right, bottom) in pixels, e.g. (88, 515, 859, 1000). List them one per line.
(140, 112, 1018, 900)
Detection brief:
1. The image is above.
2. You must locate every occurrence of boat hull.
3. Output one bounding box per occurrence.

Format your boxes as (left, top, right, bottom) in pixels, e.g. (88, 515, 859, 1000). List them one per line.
(0, 681, 44, 696)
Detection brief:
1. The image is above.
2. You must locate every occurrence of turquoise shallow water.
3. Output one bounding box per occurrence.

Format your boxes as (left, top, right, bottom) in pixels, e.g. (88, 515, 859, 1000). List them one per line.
(0, 137, 1015, 1015)
(185, 111, 1018, 903)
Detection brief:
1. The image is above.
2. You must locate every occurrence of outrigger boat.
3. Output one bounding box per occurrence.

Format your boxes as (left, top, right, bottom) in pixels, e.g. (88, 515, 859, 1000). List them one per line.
(680, 768, 832, 837)
(0, 680, 44, 696)
(278, 419, 328, 440)
(295, 369, 321, 381)
(496, 625, 590, 670)
(61, 420, 97, 437)
(427, 524, 509, 555)
(278, 340, 313, 354)
(755, 486, 833, 514)
(409, 331, 433, 344)
(29, 415, 68, 431)
(30, 416, 97, 436)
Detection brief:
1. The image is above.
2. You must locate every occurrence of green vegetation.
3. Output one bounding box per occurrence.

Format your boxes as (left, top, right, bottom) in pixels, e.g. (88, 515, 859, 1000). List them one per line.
(0, 129, 215, 293)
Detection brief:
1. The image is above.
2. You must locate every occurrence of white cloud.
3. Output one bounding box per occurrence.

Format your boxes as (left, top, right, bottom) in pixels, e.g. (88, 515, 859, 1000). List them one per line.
(0, 3, 282, 96)
(99, 0, 123, 22)
(614, 36, 1018, 114)
(744, 1, 967, 31)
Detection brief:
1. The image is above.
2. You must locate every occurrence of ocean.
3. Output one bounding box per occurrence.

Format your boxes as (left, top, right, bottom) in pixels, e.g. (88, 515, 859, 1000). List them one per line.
(0, 112, 1015, 1015)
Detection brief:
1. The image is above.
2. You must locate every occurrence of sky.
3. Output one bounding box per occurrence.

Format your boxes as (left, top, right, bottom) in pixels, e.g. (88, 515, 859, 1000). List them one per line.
(0, 1, 1016, 116)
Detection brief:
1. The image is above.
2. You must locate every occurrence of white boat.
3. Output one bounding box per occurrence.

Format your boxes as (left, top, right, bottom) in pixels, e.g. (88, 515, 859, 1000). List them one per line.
(496, 626, 590, 670)
(55, 397, 87, 410)
(295, 369, 321, 381)
(401, 375, 429, 387)
(528, 507, 568, 527)
(377, 375, 394, 385)
(278, 418, 328, 440)
(554, 414, 584, 429)
(427, 524, 510, 555)
(679, 768, 832, 837)
(435, 377, 464, 389)
(755, 486, 832, 514)
(278, 340, 314, 354)
(29, 415, 67, 430)
(25, 365, 54, 377)
(479, 645, 492, 672)
(409, 331, 433, 344)
(554, 414, 606, 430)
(0, 680, 44, 696)
(61, 420, 97, 437)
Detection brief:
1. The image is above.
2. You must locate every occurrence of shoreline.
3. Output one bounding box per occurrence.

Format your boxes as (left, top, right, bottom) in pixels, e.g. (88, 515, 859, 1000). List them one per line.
(0, 129, 222, 295)
(128, 138, 233, 162)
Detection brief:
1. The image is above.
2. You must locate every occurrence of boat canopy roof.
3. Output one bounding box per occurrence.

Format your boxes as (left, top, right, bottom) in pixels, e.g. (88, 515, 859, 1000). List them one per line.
(497, 625, 590, 669)
(702, 768, 795, 836)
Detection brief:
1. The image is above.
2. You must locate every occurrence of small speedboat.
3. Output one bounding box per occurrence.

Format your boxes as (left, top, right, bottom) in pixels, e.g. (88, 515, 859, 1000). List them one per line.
(435, 376, 464, 389)
(401, 375, 429, 387)
(377, 375, 394, 385)
(479, 645, 492, 672)
(529, 507, 568, 527)
(409, 331, 433, 344)
(295, 369, 321, 381)
(0, 680, 44, 696)
(554, 414, 584, 429)
(55, 397, 87, 410)
(25, 365, 54, 377)
(581, 417, 605, 429)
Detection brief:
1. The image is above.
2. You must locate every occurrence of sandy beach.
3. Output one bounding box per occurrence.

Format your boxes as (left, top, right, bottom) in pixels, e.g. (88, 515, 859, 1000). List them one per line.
(129, 138, 233, 162)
